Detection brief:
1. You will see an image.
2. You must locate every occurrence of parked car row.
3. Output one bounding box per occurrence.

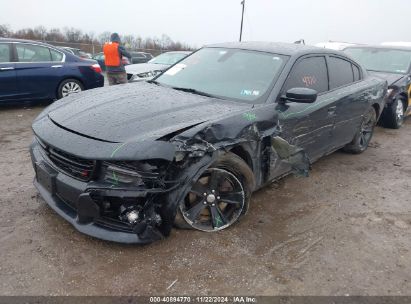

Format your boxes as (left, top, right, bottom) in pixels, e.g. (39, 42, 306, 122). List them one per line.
(0, 38, 191, 102)
(0, 38, 104, 103)
(92, 52, 131, 71)
(30, 42, 389, 244)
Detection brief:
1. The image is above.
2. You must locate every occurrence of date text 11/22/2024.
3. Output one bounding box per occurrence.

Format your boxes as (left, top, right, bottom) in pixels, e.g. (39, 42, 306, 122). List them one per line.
(149, 296, 257, 303)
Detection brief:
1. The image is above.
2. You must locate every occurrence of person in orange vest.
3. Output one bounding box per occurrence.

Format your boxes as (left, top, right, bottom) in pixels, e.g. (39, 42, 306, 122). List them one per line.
(103, 33, 131, 86)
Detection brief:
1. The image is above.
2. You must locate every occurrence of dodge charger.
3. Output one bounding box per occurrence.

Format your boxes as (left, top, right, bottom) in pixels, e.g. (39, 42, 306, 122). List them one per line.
(30, 42, 387, 244)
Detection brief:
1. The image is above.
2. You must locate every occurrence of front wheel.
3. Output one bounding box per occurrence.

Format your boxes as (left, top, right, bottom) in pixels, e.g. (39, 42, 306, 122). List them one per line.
(57, 79, 84, 99)
(175, 152, 255, 231)
(381, 98, 405, 129)
(343, 107, 377, 154)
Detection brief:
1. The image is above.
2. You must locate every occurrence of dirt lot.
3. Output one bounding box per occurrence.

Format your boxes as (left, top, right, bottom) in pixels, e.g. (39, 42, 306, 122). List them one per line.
(0, 104, 410, 296)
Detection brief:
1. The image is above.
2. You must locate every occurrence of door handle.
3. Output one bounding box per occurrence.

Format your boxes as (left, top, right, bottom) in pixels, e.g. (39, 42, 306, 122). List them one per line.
(51, 65, 63, 68)
(0, 67, 14, 70)
(327, 106, 337, 115)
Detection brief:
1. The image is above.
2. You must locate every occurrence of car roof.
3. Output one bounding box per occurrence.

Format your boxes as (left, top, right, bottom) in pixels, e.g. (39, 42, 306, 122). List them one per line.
(61, 46, 81, 51)
(0, 37, 74, 56)
(0, 37, 55, 47)
(344, 45, 411, 51)
(205, 41, 338, 57)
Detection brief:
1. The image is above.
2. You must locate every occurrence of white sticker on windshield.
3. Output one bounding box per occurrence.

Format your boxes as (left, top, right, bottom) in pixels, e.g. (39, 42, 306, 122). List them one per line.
(241, 89, 260, 96)
(273, 57, 281, 61)
(165, 63, 187, 76)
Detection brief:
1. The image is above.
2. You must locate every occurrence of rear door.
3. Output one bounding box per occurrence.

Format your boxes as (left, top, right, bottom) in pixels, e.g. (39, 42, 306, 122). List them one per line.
(327, 56, 366, 145)
(0, 42, 18, 102)
(14, 43, 64, 100)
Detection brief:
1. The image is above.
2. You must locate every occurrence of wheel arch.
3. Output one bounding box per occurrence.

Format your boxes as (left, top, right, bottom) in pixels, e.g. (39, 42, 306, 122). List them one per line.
(229, 145, 254, 172)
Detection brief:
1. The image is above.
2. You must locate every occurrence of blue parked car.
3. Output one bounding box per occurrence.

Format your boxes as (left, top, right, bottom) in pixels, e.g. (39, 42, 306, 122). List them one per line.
(0, 38, 104, 103)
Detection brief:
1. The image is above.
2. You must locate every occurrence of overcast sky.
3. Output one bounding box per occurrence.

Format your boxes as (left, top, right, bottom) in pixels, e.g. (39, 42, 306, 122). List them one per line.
(1, 0, 409, 47)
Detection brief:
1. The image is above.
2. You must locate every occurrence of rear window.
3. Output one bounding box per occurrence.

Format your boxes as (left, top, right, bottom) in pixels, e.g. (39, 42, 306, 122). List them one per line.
(0, 43, 10, 63)
(328, 56, 354, 89)
(353, 64, 361, 81)
(50, 49, 63, 62)
(132, 53, 145, 58)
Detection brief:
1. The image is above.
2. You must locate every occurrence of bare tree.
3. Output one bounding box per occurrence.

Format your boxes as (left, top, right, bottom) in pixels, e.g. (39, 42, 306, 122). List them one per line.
(1, 25, 194, 54)
(0, 24, 11, 37)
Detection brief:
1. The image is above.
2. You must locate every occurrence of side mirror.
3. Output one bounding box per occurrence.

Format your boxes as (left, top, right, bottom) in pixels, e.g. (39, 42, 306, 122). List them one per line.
(284, 88, 318, 103)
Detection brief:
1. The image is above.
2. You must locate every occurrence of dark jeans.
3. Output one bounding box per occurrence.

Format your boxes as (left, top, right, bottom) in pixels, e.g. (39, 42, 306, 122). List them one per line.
(107, 72, 128, 86)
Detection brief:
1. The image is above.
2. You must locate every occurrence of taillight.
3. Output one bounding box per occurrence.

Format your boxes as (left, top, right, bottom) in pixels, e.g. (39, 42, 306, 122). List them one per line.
(91, 63, 102, 74)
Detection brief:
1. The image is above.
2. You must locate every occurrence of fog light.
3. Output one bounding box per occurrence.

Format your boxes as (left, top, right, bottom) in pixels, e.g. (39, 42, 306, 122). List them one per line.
(126, 210, 139, 224)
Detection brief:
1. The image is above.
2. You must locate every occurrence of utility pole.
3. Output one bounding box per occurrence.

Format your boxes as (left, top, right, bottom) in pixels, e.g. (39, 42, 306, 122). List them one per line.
(239, 0, 245, 42)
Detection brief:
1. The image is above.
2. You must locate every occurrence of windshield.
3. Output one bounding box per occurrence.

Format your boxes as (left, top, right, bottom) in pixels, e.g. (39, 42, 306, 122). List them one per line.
(345, 47, 411, 74)
(155, 48, 288, 103)
(149, 53, 188, 65)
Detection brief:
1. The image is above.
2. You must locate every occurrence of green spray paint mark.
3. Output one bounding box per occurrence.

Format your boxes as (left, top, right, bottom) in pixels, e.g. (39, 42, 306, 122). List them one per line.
(214, 214, 223, 228)
(112, 171, 119, 186)
(110, 142, 128, 158)
(243, 112, 257, 121)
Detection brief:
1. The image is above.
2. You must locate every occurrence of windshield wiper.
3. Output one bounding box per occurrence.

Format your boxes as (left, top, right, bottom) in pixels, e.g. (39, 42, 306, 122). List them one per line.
(171, 87, 215, 98)
(147, 80, 160, 85)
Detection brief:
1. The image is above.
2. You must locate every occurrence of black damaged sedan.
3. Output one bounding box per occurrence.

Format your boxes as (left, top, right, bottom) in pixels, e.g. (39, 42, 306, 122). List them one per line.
(30, 42, 386, 244)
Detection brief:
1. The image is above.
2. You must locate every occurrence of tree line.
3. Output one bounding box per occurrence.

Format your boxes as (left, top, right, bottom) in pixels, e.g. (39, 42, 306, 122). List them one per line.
(0, 24, 194, 54)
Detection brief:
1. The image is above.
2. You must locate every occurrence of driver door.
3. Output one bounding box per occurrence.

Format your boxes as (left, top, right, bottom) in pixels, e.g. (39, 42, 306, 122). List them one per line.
(269, 56, 337, 179)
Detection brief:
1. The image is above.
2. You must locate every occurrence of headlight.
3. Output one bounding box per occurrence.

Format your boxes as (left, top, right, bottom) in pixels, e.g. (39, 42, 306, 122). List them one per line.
(385, 88, 395, 100)
(104, 164, 144, 187)
(137, 71, 153, 78)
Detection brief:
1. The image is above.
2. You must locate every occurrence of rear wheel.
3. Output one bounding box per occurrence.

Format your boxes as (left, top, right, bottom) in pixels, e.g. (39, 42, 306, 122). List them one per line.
(175, 152, 254, 231)
(381, 98, 405, 129)
(343, 107, 377, 154)
(57, 79, 83, 99)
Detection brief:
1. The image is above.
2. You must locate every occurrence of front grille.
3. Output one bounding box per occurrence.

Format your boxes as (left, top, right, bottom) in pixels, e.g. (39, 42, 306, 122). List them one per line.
(48, 147, 95, 181)
(36, 138, 96, 181)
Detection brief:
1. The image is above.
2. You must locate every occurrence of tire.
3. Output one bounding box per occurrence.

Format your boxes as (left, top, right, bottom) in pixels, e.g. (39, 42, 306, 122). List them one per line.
(343, 107, 377, 154)
(57, 79, 84, 99)
(381, 98, 405, 129)
(174, 152, 255, 231)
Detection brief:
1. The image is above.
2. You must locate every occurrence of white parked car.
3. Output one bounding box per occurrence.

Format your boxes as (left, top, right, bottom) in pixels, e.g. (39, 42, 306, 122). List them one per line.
(126, 51, 191, 82)
(315, 41, 358, 50)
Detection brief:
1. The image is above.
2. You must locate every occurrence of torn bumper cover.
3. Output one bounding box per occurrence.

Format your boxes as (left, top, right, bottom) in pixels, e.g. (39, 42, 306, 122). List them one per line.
(30, 137, 212, 244)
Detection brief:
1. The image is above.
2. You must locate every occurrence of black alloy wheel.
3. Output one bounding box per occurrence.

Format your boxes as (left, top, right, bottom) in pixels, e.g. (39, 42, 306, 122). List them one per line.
(180, 167, 246, 232)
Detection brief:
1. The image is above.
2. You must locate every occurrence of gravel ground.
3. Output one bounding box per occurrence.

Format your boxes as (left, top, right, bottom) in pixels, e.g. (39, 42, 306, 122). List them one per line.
(0, 104, 410, 296)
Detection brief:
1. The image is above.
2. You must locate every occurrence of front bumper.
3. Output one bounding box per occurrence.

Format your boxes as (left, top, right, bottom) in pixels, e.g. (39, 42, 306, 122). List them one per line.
(30, 140, 166, 244)
(34, 178, 146, 243)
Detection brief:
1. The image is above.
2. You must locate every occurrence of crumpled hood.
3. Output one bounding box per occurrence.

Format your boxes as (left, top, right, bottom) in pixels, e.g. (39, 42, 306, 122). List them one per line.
(125, 63, 169, 75)
(368, 71, 405, 86)
(47, 82, 251, 143)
